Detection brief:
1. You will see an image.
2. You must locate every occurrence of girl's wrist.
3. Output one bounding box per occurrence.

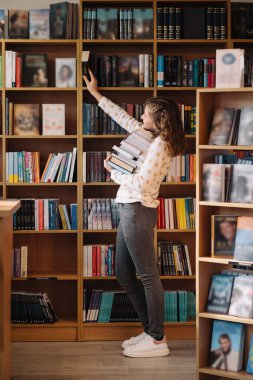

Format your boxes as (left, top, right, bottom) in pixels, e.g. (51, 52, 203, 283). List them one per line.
(91, 90, 102, 102)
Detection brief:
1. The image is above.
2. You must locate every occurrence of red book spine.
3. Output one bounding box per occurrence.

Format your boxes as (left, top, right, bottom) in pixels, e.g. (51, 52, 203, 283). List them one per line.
(38, 200, 44, 230)
(157, 198, 161, 229)
(207, 59, 212, 88)
(16, 55, 22, 87)
(127, 103, 134, 116)
(96, 246, 101, 277)
(211, 58, 215, 87)
(92, 246, 97, 276)
(160, 198, 165, 229)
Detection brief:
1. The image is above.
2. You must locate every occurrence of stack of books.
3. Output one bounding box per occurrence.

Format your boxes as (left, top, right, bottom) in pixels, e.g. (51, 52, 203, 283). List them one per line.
(11, 292, 58, 324)
(107, 128, 153, 174)
(83, 245, 115, 277)
(157, 242, 192, 276)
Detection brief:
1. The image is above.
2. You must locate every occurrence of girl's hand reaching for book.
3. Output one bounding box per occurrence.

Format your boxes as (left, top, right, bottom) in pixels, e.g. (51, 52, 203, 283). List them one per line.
(104, 155, 112, 173)
(83, 69, 102, 102)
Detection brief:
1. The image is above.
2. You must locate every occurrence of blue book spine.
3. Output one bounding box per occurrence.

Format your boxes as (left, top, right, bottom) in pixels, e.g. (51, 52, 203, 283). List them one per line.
(193, 59, 199, 87)
(48, 200, 54, 230)
(203, 59, 208, 87)
(157, 55, 164, 87)
(70, 204, 77, 229)
(247, 334, 253, 373)
(108, 248, 112, 276)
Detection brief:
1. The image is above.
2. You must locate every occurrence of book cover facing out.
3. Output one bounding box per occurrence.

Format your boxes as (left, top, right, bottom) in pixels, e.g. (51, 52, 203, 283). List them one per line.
(202, 164, 224, 202)
(118, 56, 139, 86)
(8, 9, 29, 38)
(210, 320, 244, 372)
(247, 334, 253, 374)
(208, 108, 237, 145)
(133, 9, 153, 39)
(234, 216, 253, 261)
(237, 107, 253, 146)
(229, 276, 253, 318)
(216, 49, 244, 88)
(50, 2, 67, 38)
(29, 9, 50, 39)
(97, 8, 117, 40)
(229, 165, 253, 204)
(212, 215, 237, 257)
(207, 274, 234, 314)
(14, 104, 40, 136)
(22, 54, 48, 87)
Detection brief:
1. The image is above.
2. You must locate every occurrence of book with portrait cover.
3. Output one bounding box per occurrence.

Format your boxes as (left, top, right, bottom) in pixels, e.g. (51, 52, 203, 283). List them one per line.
(29, 9, 50, 39)
(234, 216, 253, 262)
(42, 104, 65, 135)
(237, 107, 253, 146)
(0, 10, 4, 38)
(211, 215, 237, 257)
(216, 49, 244, 88)
(133, 9, 153, 39)
(14, 104, 40, 136)
(22, 54, 48, 87)
(208, 108, 238, 145)
(229, 276, 253, 318)
(97, 8, 117, 40)
(50, 2, 68, 39)
(55, 58, 76, 88)
(247, 334, 253, 374)
(118, 56, 139, 86)
(210, 320, 245, 372)
(229, 164, 253, 204)
(207, 274, 234, 314)
(202, 164, 225, 202)
(8, 10, 29, 39)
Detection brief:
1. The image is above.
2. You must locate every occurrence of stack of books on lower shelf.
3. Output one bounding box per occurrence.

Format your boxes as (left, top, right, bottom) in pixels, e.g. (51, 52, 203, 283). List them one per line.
(107, 128, 153, 175)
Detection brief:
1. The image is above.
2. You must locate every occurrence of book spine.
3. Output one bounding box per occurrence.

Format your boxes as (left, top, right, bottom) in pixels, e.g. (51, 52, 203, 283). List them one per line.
(138, 54, 144, 87)
(144, 54, 149, 88)
(220, 8, 227, 40)
(157, 8, 163, 40)
(168, 7, 175, 40)
(175, 8, 182, 39)
(163, 7, 168, 40)
(206, 7, 214, 39)
(157, 55, 164, 87)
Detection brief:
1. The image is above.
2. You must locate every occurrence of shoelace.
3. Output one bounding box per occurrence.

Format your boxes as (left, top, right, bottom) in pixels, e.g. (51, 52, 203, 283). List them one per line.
(129, 332, 146, 345)
(130, 335, 152, 350)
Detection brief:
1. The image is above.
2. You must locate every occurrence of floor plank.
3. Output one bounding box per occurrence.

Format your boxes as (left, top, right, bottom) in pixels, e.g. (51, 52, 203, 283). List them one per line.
(12, 340, 196, 380)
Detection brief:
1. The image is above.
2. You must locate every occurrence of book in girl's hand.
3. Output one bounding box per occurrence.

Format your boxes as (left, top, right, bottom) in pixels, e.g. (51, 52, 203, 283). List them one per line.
(210, 320, 245, 372)
(8, 10, 29, 39)
(29, 9, 50, 39)
(14, 104, 40, 136)
(211, 215, 238, 257)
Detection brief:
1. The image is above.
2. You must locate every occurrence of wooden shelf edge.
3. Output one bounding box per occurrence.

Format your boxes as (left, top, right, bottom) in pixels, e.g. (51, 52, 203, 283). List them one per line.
(84, 321, 196, 327)
(13, 230, 78, 234)
(199, 367, 253, 380)
(199, 201, 253, 209)
(199, 312, 253, 325)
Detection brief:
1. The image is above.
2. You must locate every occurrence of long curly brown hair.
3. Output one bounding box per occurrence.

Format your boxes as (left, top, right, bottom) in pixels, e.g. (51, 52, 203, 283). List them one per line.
(144, 97, 185, 157)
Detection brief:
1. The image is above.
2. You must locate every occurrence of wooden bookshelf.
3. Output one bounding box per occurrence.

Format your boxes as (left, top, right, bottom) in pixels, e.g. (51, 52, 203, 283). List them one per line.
(196, 88, 253, 380)
(0, 0, 245, 343)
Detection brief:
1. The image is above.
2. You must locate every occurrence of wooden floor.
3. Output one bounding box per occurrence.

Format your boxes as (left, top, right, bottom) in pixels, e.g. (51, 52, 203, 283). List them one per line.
(12, 340, 196, 380)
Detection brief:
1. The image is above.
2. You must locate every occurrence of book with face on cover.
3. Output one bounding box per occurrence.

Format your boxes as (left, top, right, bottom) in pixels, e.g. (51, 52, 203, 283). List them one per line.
(29, 9, 50, 39)
(234, 216, 253, 262)
(42, 104, 65, 135)
(8, 10, 29, 39)
(133, 9, 153, 39)
(14, 104, 40, 136)
(50, 2, 68, 39)
(207, 274, 234, 314)
(208, 108, 238, 145)
(229, 276, 253, 318)
(210, 320, 245, 372)
(55, 58, 76, 88)
(211, 215, 238, 257)
(22, 54, 48, 87)
(216, 49, 244, 88)
(202, 164, 225, 202)
(97, 8, 117, 39)
(118, 56, 139, 87)
(229, 164, 253, 204)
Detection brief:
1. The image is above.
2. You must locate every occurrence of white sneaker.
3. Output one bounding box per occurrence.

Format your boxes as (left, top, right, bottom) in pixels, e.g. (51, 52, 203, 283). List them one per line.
(121, 332, 148, 349)
(123, 334, 170, 358)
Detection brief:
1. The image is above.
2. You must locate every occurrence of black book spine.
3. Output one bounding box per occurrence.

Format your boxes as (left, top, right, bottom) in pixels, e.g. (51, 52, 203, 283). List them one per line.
(168, 7, 175, 40)
(213, 7, 220, 39)
(128, 9, 133, 39)
(86, 152, 90, 183)
(95, 104, 99, 134)
(163, 7, 169, 40)
(149, 54, 153, 87)
(157, 7, 163, 40)
(119, 9, 124, 39)
(175, 8, 182, 39)
(199, 59, 204, 87)
(171, 56, 179, 86)
(220, 8, 227, 40)
(187, 60, 193, 87)
(164, 56, 171, 86)
(86, 8, 91, 40)
(124, 9, 128, 40)
(206, 7, 214, 39)
(112, 56, 118, 87)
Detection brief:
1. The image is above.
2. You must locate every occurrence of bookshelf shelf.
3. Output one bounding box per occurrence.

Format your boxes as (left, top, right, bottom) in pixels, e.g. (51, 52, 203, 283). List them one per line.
(199, 313, 253, 326)
(199, 368, 253, 380)
(199, 145, 253, 150)
(12, 317, 78, 328)
(83, 39, 154, 44)
(83, 182, 118, 186)
(199, 201, 253, 209)
(4, 39, 79, 45)
(157, 39, 228, 44)
(82, 87, 154, 91)
(5, 88, 77, 92)
(198, 257, 231, 265)
(6, 183, 78, 186)
(83, 229, 117, 233)
(83, 135, 127, 139)
(84, 321, 196, 327)
(12, 274, 78, 281)
(157, 87, 199, 91)
(13, 230, 78, 234)
(157, 229, 196, 233)
(83, 275, 196, 280)
(5, 135, 78, 139)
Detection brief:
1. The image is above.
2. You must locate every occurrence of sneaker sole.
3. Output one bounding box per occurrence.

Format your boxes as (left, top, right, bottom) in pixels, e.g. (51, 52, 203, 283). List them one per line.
(123, 349, 170, 358)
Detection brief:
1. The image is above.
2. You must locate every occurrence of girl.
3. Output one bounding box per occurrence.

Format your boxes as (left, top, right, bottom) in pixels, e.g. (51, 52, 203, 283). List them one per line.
(83, 70, 185, 358)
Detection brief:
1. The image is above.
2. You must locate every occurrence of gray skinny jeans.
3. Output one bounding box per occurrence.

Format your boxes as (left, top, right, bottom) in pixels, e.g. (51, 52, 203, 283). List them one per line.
(115, 202, 164, 340)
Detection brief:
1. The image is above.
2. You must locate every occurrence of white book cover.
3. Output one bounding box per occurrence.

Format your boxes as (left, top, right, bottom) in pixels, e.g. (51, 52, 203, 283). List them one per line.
(69, 147, 77, 182)
(216, 49, 244, 88)
(29, 9, 49, 39)
(42, 104, 65, 135)
(144, 54, 150, 88)
(34, 199, 39, 230)
(65, 152, 73, 182)
(101, 245, 106, 276)
(120, 140, 141, 157)
(55, 58, 76, 88)
(20, 246, 28, 277)
(184, 245, 192, 276)
(43, 199, 49, 230)
(50, 153, 63, 182)
(45, 154, 58, 183)
(87, 246, 93, 277)
(112, 145, 134, 160)
(5, 51, 12, 88)
(12, 51, 16, 87)
(83, 246, 88, 276)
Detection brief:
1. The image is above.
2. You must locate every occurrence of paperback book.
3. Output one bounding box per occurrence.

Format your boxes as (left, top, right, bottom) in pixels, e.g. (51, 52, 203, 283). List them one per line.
(211, 215, 238, 257)
(29, 9, 50, 39)
(207, 274, 234, 314)
(55, 58, 76, 88)
(234, 216, 253, 262)
(228, 276, 253, 318)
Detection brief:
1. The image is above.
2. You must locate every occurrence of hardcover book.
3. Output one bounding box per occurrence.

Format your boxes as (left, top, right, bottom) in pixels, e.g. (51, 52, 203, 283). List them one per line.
(229, 276, 253, 318)
(210, 320, 245, 372)
(14, 104, 40, 136)
(118, 56, 139, 86)
(22, 54, 48, 87)
(96, 8, 117, 39)
(8, 10, 29, 39)
(29, 9, 50, 39)
(211, 215, 237, 257)
(50, 2, 68, 39)
(232, 3, 253, 39)
(202, 164, 225, 202)
(216, 49, 244, 88)
(234, 216, 253, 262)
(133, 9, 153, 39)
(237, 107, 253, 146)
(55, 58, 76, 87)
(42, 104, 65, 135)
(208, 108, 237, 145)
(247, 334, 253, 374)
(207, 274, 234, 314)
(229, 164, 253, 204)
(0, 10, 4, 38)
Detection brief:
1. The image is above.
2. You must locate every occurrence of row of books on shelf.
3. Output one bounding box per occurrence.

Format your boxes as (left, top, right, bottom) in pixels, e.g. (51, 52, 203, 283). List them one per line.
(157, 56, 215, 88)
(209, 107, 253, 146)
(5, 102, 66, 136)
(157, 242, 192, 276)
(11, 292, 58, 324)
(6, 148, 77, 183)
(164, 154, 196, 183)
(202, 162, 253, 204)
(83, 52, 153, 88)
(83, 245, 115, 277)
(83, 290, 196, 323)
(12, 246, 28, 278)
(13, 199, 77, 230)
(0, 3, 78, 40)
(157, 197, 196, 230)
(83, 103, 141, 135)
(83, 8, 153, 40)
(211, 215, 253, 262)
(83, 198, 119, 231)
(83, 151, 110, 183)
(5, 53, 76, 88)
(157, 7, 226, 40)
